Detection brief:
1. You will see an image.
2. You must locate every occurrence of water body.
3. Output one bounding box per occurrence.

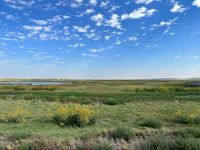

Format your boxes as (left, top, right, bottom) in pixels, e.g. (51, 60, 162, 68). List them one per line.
(0, 82, 64, 85)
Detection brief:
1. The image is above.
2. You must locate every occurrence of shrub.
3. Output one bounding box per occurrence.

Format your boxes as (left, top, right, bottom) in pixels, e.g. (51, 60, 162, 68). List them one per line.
(174, 109, 200, 124)
(111, 127, 134, 141)
(0, 108, 29, 124)
(140, 118, 162, 129)
(50, 104, 96, 127)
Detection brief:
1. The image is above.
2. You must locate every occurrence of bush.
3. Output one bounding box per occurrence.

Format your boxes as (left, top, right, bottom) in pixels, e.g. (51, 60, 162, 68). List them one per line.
(111, 127, 134, 141)
(50, 104, 96, 127)
(0, 108, 29, 124)
(174, 109, 200, 124)
(140, 118, 162, 129)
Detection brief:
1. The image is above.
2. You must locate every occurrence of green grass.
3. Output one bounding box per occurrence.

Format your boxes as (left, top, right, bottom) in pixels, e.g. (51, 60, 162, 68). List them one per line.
(140, 118, 162, 129)
(95, 143, 113, 150)
(139, 137, 200, 150)
(110, 127, 134, 140)
(137, 128, 200, 150)
(0, 80, 199, 149)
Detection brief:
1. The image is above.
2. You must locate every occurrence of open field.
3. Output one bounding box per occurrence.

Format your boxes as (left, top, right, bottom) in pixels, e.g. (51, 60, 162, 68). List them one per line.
(0, 80, 200, 149)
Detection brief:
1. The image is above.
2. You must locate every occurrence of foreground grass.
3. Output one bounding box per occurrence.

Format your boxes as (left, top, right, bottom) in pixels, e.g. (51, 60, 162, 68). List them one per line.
(0, 80, 200, 149)
(0, 99, 200, 139)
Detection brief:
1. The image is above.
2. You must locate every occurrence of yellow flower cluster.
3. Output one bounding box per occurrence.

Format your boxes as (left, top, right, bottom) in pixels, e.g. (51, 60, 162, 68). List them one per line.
(0, 108, 29, 124)
(189, 109, 200, 119)
(51, 104, 96, 127)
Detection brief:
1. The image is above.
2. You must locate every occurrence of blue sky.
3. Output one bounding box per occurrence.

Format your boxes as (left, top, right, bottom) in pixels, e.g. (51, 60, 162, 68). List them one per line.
(0, 0, 200, 79)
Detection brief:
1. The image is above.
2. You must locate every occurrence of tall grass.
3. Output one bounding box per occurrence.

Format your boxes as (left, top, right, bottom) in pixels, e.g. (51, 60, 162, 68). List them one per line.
(140, 118, 162, 129)
(110, 127, 134, 140)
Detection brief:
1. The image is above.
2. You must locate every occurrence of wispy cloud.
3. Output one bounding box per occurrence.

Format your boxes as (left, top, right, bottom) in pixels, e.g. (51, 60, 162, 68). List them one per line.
(170, 2, 187, 13)
(121, 7, 157, 20)
(73, 25, 90, 33)
(3, 0, 35, 10)
(189, 56, 200, 59)
(135, 0, 160, 5)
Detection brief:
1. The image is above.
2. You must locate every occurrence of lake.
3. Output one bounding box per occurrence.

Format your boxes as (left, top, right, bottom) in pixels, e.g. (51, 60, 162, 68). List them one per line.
(0, 82, 65, 85)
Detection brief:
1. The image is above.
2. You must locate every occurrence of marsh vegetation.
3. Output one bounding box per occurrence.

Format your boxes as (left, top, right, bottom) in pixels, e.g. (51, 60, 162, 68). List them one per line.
(0, 80, 200, 149)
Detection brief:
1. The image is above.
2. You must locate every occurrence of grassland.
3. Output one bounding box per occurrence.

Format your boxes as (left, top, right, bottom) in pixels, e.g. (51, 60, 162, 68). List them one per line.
(0, 80, 200, 149)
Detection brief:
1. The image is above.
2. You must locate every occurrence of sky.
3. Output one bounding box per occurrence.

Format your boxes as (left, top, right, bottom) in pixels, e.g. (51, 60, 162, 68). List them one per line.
(0, 0, 200, 79)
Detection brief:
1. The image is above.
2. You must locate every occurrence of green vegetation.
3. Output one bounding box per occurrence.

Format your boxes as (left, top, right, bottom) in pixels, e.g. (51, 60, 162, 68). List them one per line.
(174, 109, 200, 124)
(110, 127, 134, 140)
(95, 143, 113, 150)
(140, 118, 162, 129)
(51, 104, 96, 127)
(0, 108, 29, 124)
(138, 128, 200, 150)
(0, 80, 199, 149)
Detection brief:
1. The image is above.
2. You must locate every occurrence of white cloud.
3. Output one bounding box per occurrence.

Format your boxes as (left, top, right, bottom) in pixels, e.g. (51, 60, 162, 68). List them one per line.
(5, 14, 18, 20)
(190, 56, 200, 59)
(86, 9, 95, 14)
(170, 3, 186, 13)
(69, 43, 84, 48)
(175, 55, 182, 58)
(150, 18, 178, 34)
(105, 36, 111, 40)
(31, 19, 48, 25)
(48, 15, 67, 23)
(193, 0, 200, 7)
(3, 0, 35, 10)
(127, 36, 138, 41)
(63, 15, 70, 19)
(89, 0, 97, 6)
(135, 0, 159, 4)
(100, 1, 109, 8)
(43, 26, 51, 32)
(115, 40, 122, 45)
(151, 18, 178, 28)
(23, 25, 43, 31)
(146, 44, 158, 48)
(90, 48, 103, 53)
(39, 33, 48, 40)
(170, 32, 176, 36)
(73, 25, 90, 33)
(106, 14, 122, 29)
(70, 0, 83, 8)
(82, 53, 98, 57)
(91, 13, 104, 26)
(0, 11, 19, 20)
(109, 5, 120, 12)
(121, 7, 157, 20)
